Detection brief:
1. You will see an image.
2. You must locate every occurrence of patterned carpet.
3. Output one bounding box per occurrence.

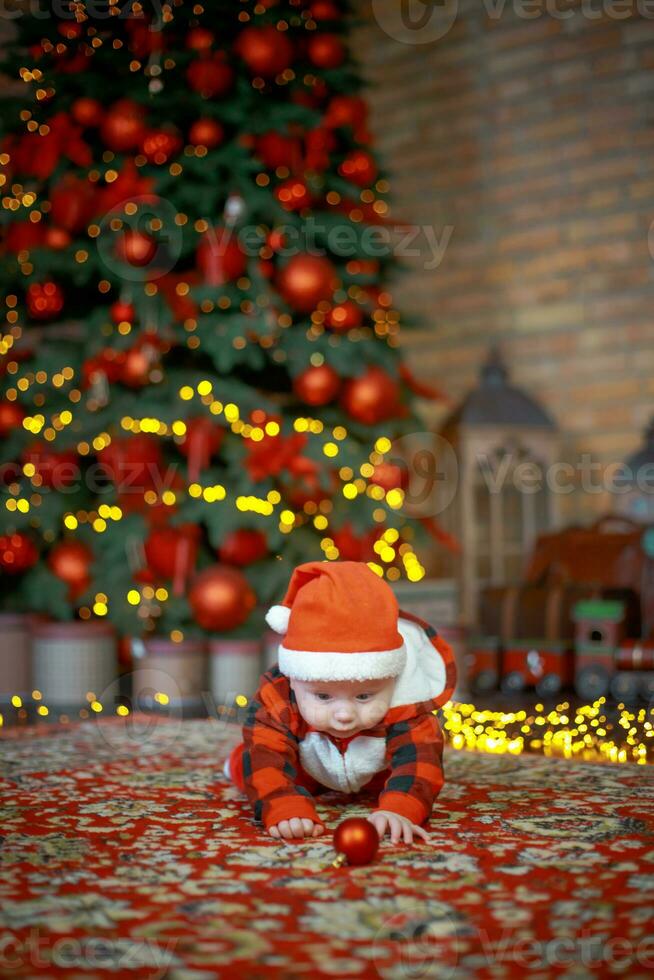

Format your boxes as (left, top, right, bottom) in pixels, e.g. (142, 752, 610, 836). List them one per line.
(1, 715, 653, 980)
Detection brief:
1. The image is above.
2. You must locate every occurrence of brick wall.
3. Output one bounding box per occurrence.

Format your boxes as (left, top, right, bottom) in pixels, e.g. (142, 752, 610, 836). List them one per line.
(353, 0, 654, 525)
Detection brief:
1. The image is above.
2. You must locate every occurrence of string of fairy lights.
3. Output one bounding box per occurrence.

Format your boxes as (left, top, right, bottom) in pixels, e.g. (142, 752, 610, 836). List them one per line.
(1, 691, 653, 765)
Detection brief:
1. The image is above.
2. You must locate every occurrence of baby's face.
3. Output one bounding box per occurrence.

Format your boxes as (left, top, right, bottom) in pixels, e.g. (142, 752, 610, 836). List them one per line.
(290, 675, 396, 738)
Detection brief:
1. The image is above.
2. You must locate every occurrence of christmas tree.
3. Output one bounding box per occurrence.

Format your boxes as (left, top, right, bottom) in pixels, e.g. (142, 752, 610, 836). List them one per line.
(0, 0, 444, 642)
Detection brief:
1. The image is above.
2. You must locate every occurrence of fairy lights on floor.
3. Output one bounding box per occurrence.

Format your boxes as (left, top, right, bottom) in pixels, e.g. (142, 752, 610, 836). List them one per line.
(1, 690, 652, 764)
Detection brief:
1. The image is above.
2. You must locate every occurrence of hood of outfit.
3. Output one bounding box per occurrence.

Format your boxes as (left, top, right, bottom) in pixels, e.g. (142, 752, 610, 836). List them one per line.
(237, 561, 457, 831)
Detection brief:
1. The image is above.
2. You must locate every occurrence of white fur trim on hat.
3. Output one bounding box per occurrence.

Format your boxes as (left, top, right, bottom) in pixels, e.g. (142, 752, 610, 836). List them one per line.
(278, 643, 407, 682)
(265, 604, 291, 634)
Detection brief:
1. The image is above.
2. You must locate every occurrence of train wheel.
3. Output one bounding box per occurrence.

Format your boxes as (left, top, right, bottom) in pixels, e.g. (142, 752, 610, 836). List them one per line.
(575, 665, 609, 701)
(610, 672, 640, 703)
(535, 673, 561, 698)
(471, 670, 497, 694)
(501, 671, 525, 694)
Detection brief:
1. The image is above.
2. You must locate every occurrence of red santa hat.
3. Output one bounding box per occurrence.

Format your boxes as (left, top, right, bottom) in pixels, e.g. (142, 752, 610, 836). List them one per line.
(265, 560, 407, 682)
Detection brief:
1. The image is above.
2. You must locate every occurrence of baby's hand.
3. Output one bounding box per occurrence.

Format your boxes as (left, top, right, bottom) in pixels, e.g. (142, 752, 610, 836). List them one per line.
(367, 810, 431, 845)
(268, 818, 325, 841)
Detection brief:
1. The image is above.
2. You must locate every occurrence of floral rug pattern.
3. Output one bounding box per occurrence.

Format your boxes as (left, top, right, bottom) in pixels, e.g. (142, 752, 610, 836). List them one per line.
(1, 715, 654, 979)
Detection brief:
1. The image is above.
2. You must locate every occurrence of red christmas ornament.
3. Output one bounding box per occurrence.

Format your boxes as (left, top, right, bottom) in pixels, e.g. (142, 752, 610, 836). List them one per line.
(5, 221, 44, 254)
(255, 131, 302, 171)
(57, 20, 83, 40)
(189, 565, 257, 631)
(120, 347, 156, 388)
(372, 461, 409, 491)
(340, 367, 401, 425)
(115, 230, 156, 268)
(304, 126, 336, 173)
(311, 1, 340, 19)
(189, 118, 224, 148)
(332, 522, 379, 562)
(332, 818, 380, 867)
(126, 18, 164, 58)
(141, 128, 182, 165)
(0, 533, 38, 574)
(144, 526, 199, 583)
(325, 94, 368, 130)
(178, 416, 225, 481)
(277, 254, 336, 313)
(218, 528, 268, 567)
(26, 282, 64, 321)
(275, 178, 311, 211)
(196, 226, 247, 285)
(236, 25, 293, 78)
(97, 434, 162, 490)
(47, 539, 92, 600)
(110, 300, 135, 324)
(339, 149, 377, 188)
(82, 349, 125, 390)
(186, 27, 215, 52)
(293, 364, 341, 406)
(187, 55, 234, 98)
(267, 228, 287, 252)
(22, 442, 79, 489)
(307, 33, 345, 70)
(49, 174, 95, 233)
(0, 400, 25, 437)
(326, 300, 363, 332)
(44, 227, 71, 250)
(101, 100, 146, 152)
(70, 97, 103, 128)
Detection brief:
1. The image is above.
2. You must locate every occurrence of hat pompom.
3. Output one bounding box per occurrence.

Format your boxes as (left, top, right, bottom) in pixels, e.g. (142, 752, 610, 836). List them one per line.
(265, 604, 291, 634)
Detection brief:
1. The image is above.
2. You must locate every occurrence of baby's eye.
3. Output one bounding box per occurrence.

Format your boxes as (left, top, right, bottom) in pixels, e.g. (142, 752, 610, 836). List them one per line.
(356, 694, 372, 701)
(314, 693, 331, 701)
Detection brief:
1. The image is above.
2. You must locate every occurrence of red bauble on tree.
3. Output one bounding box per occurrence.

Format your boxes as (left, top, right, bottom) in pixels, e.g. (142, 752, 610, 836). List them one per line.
(340, 367, 401, 425)
(50, 174, 95, 234)
(115, 230, 157, 268)
(48, 539, 92, 600)
(277, 254, 336, 313)
(332, 522, 379, 562)
(371, 461, 409, 492)
(5, 221, 44, 254)
(141, 128, 182, 165)
(70, 96, 103, 127)
(196, 226, 247, 285)
(0, 400, 25, 437)
(304, 126, 336, 173)
(311, 1, 341, 19)
(101, 100, 146, 152)
(325, 94, 368, 130)
(26, 281, 64, 321)
(120, 347, 155, 388)
(97, 434, 162, 491)
(339, 149, 378, 188)
(332, 818, 379, 867)
(22, 442, 79, 488)
(189, 118, 224, 148)
(0, 533, 38, 574)
(189, 565, 257, 631)
(293, 364, 341, 406)
(307, 33, 345, 69)
(43, 227, 71, 250)
(236, 26, 293, 78)
(275, 178, 311, 211)
(218, 528, 268, 566)
(255, 130, 302, 170)
(187, 55, 234, 98)
(326, 300, 363, 332)
(144, 526, 199, 583)
(186, 27, 215, 52)
(178, 416, 225, 481)
(110, 300, 135, 324)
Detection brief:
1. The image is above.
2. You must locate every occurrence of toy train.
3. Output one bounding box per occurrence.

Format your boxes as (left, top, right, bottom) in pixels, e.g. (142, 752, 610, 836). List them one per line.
(467, 589, 654, 703)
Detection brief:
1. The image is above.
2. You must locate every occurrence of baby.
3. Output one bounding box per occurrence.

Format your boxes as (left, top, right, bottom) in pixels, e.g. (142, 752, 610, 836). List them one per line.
(223, 560, 456, 845)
